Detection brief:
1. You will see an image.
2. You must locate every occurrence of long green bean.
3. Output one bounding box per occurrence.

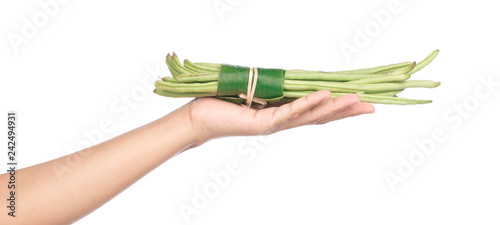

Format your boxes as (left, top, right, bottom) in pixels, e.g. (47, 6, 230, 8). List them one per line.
(175, 73, 219, 82)
(347, 74, 410, 84)
(154, 89, 215, 97)
(388, 62, 416, 75)
(284, 80, 440, 92)
(155, 80, 218, 93)
(284, 91, 431, 105)
(408, 50, 439, 75)
(165, 54, 181, 77)
(335, 61, 413, 74)
(285, 70, 388, 81)
(365, 90, 404, 96)
(193, 62, 222, 71)
(184, 59, 221, 73)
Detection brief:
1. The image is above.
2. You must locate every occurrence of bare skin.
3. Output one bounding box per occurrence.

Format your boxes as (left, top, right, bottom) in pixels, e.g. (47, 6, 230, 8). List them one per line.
(0, 91, 374, 224)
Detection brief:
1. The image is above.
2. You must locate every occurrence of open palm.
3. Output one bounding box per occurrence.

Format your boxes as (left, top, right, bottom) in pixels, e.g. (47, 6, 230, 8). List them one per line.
(186, 90, 375, 142)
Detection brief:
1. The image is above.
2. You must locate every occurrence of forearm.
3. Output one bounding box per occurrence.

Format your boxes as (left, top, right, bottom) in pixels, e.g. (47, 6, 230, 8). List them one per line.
(0, 105, 196, 224)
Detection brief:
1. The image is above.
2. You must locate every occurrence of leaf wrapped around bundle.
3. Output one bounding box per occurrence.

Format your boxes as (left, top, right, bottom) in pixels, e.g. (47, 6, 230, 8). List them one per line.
(154, 50, 441, 105)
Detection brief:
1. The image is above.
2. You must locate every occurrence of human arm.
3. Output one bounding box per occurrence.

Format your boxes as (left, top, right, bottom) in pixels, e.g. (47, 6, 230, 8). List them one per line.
(0, 90, 374, 224)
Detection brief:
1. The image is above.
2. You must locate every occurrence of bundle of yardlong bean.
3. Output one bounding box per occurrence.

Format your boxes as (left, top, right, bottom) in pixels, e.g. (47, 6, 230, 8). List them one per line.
(154, 50, 440, 106)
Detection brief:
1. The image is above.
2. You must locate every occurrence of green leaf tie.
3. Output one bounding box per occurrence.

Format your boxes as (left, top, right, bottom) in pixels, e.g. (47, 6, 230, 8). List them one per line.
(217, 64, 285, 107)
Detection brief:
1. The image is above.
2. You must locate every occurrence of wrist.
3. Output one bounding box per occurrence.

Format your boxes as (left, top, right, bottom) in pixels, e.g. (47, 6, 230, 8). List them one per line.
(159, 103, 206, 151)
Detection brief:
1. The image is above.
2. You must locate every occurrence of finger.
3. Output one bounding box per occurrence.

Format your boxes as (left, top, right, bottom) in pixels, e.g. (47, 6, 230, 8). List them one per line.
(314, 102, 375, 124)
(266, 90, 331, 132)
(274, 94, 361, 132)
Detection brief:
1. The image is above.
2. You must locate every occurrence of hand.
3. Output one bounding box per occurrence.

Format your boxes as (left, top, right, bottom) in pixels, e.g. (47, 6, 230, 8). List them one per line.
(184, 90, 375, 143)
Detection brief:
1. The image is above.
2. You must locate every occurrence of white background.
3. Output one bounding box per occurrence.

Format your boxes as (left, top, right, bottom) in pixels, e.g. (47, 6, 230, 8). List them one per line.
(1, 0, 499, 224)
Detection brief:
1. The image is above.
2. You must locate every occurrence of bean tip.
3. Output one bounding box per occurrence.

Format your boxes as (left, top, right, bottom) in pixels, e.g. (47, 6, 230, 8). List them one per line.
(410, 61, 416, 69)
